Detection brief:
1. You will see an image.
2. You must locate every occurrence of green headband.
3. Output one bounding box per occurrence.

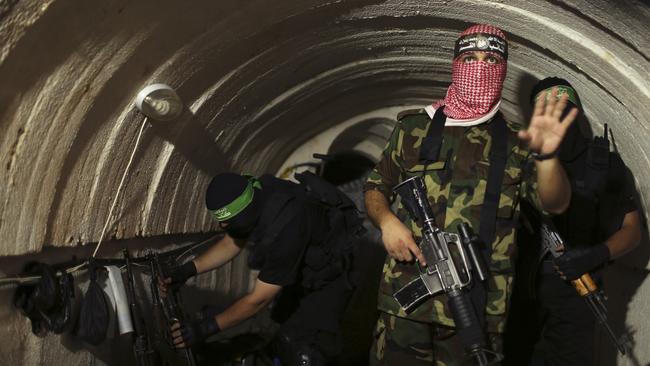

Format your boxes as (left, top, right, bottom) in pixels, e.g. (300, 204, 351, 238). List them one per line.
(535, 85, 579, 106)
(211, 176, 262, 222)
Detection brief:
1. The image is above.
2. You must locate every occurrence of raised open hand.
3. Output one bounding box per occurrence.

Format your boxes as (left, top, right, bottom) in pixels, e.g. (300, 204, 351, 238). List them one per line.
(518, 87, 579, 157)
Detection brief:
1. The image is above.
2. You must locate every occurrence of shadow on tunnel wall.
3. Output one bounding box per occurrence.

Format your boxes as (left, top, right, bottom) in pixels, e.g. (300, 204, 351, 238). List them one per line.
(148, 108, 232, 177)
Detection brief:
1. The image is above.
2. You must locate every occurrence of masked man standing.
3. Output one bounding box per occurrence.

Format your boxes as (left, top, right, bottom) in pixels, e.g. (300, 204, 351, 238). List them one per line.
(504, 77, 641, 366)
(163, 171, 363, 366)
(364, 24, 577, 365)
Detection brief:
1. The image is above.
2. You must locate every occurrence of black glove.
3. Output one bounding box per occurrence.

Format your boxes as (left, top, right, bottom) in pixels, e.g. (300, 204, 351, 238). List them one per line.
(553, 244, 610, 280)
(164, 261, 197, 287)
(171, 317, 220, 348)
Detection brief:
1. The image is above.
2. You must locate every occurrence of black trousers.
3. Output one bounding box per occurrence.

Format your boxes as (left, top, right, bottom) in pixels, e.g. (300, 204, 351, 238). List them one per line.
(272, 275, 353, 365)
(532, 266, 596, 366)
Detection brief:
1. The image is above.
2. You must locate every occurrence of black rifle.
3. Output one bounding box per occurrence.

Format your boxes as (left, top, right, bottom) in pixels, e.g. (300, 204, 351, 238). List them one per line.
(392, 176, 499, 365)
(123, 249, 156, 366)
(150, 253, 198, 366)
(540, 223, 629, 355)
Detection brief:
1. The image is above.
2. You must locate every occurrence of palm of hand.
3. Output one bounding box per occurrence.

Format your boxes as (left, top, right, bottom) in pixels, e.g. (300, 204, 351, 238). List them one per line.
(518, 87, 579, 155)
(525, 115, 568, 155)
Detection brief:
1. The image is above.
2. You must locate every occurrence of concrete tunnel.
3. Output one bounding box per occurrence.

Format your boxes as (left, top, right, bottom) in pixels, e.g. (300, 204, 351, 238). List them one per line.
(0, 0, 649, 364)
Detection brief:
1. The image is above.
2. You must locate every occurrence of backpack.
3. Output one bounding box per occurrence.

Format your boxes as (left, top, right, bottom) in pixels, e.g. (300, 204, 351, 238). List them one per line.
(251, 172, 365, 289)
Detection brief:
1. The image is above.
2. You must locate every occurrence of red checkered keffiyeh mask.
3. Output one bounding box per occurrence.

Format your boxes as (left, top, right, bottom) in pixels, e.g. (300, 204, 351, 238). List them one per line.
(433, 25, 508, 120)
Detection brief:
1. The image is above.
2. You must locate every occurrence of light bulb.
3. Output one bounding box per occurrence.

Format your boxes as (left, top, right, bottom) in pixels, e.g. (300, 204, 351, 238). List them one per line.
(135, 83, 183, 121)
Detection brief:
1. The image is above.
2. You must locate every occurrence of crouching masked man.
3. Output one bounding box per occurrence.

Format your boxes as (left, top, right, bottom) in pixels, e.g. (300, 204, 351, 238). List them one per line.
(504, 77, 642, 366)
(162, 171, 364, 366)
(364, 24, 577, 365)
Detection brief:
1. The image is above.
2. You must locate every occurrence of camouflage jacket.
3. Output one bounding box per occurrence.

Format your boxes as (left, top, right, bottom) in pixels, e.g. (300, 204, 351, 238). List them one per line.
(364, 109, 538, 333)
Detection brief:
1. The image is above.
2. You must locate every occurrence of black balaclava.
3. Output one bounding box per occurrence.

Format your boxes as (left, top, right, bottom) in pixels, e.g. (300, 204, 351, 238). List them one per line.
(205, 173, 263, 239)
(530, 77, 586, 161)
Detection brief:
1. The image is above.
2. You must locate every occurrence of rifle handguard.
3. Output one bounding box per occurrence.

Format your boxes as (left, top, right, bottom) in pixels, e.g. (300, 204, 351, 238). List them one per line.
(447, 289, 485, 350)
(571, 273, 598, 297)
(458, 223, 488, 282)
(447, 289, 502, 365)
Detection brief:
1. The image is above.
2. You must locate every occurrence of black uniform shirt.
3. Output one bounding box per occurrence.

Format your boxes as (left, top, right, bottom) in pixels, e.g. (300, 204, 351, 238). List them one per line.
(246, 176, 330, 287)
(554, 151, 637, 247)
(598, 153, 637, 237)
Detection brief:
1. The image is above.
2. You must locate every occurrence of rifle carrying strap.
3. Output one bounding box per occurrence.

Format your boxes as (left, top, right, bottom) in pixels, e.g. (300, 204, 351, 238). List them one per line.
(419, 107, 447, 163)
(419, 108, 509, 251)
(478, 112, 509, 249)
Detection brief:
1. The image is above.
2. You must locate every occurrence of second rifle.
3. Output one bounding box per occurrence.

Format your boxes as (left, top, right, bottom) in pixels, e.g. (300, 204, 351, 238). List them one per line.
(540, 223, 628, 355)
(150, 253, 197, 366)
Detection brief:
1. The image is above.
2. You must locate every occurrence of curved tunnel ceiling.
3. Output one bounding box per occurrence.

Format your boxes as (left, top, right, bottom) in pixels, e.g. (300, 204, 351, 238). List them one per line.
(0, 0, 649, 256)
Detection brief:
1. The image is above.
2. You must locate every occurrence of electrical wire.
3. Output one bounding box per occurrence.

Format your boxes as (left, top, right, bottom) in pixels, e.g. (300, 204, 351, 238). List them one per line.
(92, 116, 148, 258)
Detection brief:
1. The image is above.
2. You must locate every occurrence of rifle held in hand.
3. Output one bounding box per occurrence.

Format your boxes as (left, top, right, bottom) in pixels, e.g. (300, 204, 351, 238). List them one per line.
(392, 176, 500, 366)
(540, 223, 629, 355)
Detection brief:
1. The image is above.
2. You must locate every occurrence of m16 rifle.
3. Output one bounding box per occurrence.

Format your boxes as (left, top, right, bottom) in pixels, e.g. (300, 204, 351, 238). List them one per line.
(392, 176, 499, 366)
(150, 253, 197, 366)
(540, 223, 629, 355)
(123, 249, 156, 366)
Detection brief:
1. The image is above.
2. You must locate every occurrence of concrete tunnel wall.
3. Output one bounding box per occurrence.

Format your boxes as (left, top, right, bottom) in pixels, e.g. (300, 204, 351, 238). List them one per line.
(0, 0, 648, 364)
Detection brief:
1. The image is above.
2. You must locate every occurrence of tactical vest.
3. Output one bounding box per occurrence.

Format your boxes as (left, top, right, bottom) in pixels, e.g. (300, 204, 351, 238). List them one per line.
(248, 173, 364, 290)
(552, 128, 625, 248)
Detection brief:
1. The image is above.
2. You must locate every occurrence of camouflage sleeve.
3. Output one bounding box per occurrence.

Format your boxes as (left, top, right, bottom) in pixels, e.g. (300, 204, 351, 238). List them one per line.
(363, 122, 403, 199)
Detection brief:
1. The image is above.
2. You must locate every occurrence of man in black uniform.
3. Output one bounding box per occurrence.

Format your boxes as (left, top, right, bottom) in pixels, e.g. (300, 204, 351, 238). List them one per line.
(504, 77, 642, 365)
(163, 172, 363, 365)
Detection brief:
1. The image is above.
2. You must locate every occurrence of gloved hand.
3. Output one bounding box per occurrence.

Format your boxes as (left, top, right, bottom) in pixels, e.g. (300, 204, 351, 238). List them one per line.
(553, 244, 610, 281)
(163, 261, 197, 287)
(170, 317, 220, 348)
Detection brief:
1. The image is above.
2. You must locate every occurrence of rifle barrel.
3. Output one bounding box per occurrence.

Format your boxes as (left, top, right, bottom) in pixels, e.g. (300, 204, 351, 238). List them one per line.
(585, 295, 626, 355)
